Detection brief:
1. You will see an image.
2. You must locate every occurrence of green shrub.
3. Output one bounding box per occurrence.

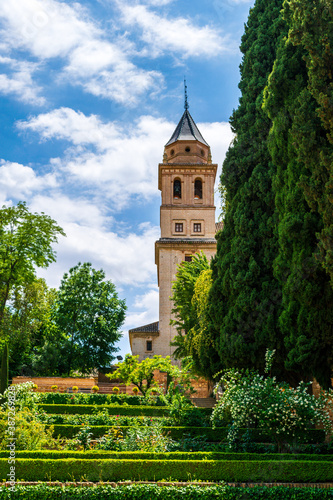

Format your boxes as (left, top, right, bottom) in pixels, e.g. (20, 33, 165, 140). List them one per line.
(212, 353, 333, 451)
(37, 392, 167, 406)
(75, 425, 93, 451)
(1, 484, 333, 499)
(2, 382, 39, 411)
(0, 458, 333, 482)
(0, 409, 54, 450)
(38, 404, 172, 416)
(51, 424, 326, 443)
(168, 393, 210, 426)
(39, 403, 211, 418)
(0, 449, 332, 461)
(38, 411, 171, 427)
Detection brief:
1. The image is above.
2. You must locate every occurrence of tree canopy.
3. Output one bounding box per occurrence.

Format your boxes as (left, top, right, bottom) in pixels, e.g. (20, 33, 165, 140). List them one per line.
(170, 253, 219, 378)
(53, 262, 126, 375)
(108, 354, 191, 396)
(0, 202, 65, 327)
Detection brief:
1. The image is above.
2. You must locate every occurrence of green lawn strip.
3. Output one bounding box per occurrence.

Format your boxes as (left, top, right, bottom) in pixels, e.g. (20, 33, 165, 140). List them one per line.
(1, 484, 333, 499)
(1, 459, 333, 482)
(50, 424, 325, 443)
(0, 450, 332, 461)
(38, 404, 212, 416)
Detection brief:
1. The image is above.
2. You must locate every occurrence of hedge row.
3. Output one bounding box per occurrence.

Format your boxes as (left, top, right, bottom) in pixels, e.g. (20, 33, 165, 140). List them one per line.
(1, 450, 332, 461)
(51, 424, 326, 443)
(1, 485, 333, 500)
(37, 393, 168, 406)
(1, 458, 333, 482)
(38, 404, 212, 417)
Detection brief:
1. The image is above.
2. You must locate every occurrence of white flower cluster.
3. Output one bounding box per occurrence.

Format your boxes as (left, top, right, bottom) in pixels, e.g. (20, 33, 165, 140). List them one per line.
(211, 365, 332, 447)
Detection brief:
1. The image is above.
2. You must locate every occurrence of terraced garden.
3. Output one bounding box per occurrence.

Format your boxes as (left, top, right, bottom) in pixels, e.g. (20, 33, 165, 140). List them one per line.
(0, 384, 333, 499)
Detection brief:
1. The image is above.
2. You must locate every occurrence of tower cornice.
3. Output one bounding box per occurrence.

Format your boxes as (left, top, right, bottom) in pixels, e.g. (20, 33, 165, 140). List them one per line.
(158, 162, 218, 191)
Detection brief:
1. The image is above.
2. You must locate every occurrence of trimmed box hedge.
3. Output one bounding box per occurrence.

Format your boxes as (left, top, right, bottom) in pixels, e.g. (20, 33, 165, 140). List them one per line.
(1, 485, 333, 500)
(0, 450, 332, 461)
(38, 404, 212, 417)
(1, 458, 333, 482)
(51, 424, 326, 443)
(37, 393, 148, 405)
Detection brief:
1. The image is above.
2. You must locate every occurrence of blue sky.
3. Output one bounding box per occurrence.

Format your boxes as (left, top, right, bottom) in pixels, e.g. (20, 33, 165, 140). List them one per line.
(0, 0, 254, 358)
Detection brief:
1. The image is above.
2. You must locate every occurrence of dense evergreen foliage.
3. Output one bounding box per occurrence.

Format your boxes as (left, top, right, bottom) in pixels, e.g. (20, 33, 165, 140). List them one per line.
(283, 0, 333, 285)
(263, 0, 333, 388)
(201, 0, 333, 386)
(208, 0, 290, 379)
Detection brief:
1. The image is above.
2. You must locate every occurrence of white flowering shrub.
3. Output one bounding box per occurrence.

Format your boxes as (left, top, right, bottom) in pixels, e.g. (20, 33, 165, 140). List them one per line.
(2, 381, 39, 411)
(211, 359, 332, 451)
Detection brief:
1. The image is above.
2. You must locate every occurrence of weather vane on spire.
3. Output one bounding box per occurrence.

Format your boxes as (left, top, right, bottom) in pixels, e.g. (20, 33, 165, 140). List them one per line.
(184, 77, 189, 110)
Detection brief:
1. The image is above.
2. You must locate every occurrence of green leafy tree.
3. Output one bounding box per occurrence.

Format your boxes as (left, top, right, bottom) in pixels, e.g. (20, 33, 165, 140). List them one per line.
(170, 252, 210, 358)
(53, 262, 126, 375)
(170, 253, 219, 378)
(108, 354, 190, 396)
(187, 268, 218, 378)
(208, 0, 291, 379)
(0, 344, 8, 395)
(1, 279, 57, 376)
(262, 0, 333, 388)
(0, 202, 65, 327)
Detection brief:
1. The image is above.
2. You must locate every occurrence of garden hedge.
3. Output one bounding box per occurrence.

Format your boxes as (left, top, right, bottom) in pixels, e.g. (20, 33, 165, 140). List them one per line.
(0, 450, 332, 461)
(0, 458, 333, 482)
(51, 424, 326, 443)
(37, 393, 148, 405)
(38, 404, 212, 417)
(1, 485, 333, 500)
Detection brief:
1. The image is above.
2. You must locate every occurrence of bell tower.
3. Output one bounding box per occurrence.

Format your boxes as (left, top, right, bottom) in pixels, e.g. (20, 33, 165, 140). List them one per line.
(129, 87, 218, 361)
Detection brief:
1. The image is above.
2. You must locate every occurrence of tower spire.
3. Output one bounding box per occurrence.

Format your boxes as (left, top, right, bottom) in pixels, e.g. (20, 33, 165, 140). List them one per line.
(184, 77, 189, 111)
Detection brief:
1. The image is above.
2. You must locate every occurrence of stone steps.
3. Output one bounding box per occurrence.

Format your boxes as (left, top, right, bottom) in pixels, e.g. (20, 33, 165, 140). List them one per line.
(191, 397, 216, 408)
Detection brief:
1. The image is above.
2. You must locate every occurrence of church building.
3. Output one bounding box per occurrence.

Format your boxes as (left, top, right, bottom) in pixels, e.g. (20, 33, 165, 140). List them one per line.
(129, 94, 220, 361)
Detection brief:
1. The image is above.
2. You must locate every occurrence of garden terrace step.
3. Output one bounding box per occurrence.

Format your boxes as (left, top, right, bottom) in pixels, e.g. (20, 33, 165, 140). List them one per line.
(192, 397, 216, 408)
(1, 458, 333, 482)
(97, 383, 128, 394)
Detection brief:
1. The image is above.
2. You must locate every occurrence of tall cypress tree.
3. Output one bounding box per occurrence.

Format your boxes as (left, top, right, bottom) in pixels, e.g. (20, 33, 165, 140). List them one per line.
(263, 0, 333, 388)
(285, 0, 333, 285)
(209, 0, 294, 380)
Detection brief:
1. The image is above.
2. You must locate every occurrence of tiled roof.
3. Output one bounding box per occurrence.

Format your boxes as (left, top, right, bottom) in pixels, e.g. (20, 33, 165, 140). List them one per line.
(165, 109, 208, 147)
(129, 321, 159, 334)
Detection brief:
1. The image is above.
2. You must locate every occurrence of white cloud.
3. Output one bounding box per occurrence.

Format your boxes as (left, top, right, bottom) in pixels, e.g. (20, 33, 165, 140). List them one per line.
(18, 108, 233, 209)
(0, 160, 57, 200)
(144, 0, 174, 5)
(30, 193, 160, 288)
(17, 107, 121, 148)
(18, 108, 173, 208)
(0, 58, 45, 105)
(123, 287, 159, 331)
(0, 0, 96, 59)
(115, 1, 232, 58)
(0, 0, 163, 104)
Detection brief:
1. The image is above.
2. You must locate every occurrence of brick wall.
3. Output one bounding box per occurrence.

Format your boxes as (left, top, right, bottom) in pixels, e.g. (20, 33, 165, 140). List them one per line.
(12, 376, 97, 392)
